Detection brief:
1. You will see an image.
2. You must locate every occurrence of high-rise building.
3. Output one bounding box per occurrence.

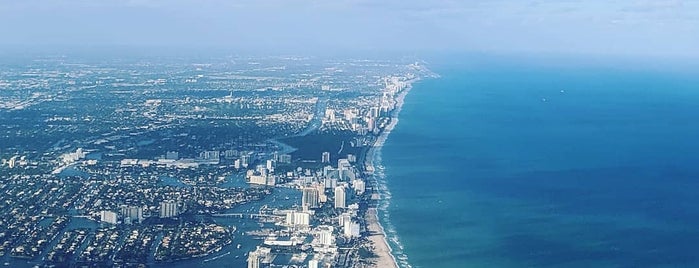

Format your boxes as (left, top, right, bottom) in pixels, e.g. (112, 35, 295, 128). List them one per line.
(257, 165, 268, 177)
(334, 186, 346, 209)
(234, 159, 241, 169)
(337, 159, 355, 181)
(100, 211, 118, 224)
(317, 226, 334, 246)
(344, 221, 360, 238)
(199, 150, 220, 161)
(338, 159, 351, 170)
(369, 106, 380, 118)
(241, 154, 250, 168)
(285, 210, 311, 226)
(266, 159, 275, 171)
(322, 166, 334, 178)
(309, 259, 319, 268)
(120, 205, 143, 224)
(247, 251, 261, 268)
(321, 152, 330, 163)
(247, 246, 270, 268)
(160, 200, 179, 218)
(302, 187, 319, 209)
(278, 154, 292, 164)
(315, 183, 328, 203)
(352, 179, 366, 195)
(224, 149, 239, 159)
(338, 212, 351, 227)
(367, 117, 376, 132)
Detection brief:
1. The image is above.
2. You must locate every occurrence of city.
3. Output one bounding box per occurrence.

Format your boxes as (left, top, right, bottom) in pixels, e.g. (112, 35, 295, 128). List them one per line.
(0, 55, 437, 267)
(3, 1, 698, 267)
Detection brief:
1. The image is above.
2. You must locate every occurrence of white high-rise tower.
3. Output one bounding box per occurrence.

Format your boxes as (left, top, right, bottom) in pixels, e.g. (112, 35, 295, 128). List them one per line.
(334, 186, 346, 209)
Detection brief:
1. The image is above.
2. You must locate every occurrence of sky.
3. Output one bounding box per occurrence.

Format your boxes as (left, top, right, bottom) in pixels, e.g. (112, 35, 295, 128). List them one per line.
(0, 0, 698, 58)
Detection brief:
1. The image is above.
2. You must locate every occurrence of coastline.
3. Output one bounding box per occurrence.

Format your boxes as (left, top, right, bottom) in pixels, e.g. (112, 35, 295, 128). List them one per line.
(363, 81, 415, 268)
(365, 208, 398, 268)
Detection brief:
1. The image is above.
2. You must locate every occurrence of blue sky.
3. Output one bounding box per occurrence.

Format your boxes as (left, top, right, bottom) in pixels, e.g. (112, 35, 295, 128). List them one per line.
(0, 0, 697, 57)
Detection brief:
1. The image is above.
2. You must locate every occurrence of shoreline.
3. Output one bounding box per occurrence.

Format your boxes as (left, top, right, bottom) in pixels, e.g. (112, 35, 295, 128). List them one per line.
(363, 81, 415, 268)
(365, 208, 398, 268)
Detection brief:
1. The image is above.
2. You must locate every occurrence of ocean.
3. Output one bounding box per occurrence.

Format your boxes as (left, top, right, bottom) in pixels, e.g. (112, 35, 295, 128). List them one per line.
(379, 55, 699, 267)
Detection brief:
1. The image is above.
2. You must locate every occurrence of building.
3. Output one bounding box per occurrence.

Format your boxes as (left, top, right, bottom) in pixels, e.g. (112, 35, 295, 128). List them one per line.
(302, 187, 320, 209)
(338, 212, 351, 227)
(224, 149, 238, 159)
(334, 186, 346, 209)
(344, 109, 357, 121)
(370, 106, 380, 118)
(61, 148, 87, 164)
(285, 211, 311, 226)
(338, 158, 351, 170)
(199, 150, 220, 161)
(266, 159, 275, 171)
(247, 246, 271, 268)
(256, 165, 268, 177)
(241, 154, 251, 168)
(337, 159, 354, 181)
(325, 108, 335, 121)
(315, 183, 328, 203)
(160, 200, 179, 218)
(247, 171, 276, 186)
(100, 211, 118, 224)
(7, 156, 16, 169)
(309, 259, 319, 268)
(324, 177, 337, 189)
(352, 179, 365, 195)
(248, 175, 266, 185)
(248, 250, 261, 268)
(120, 205, 143, 224)
(344, 221, 360, 238)
(367, 117, 376, 132)
(165, 151, 179, 160)
(234, 159, 241, 169)
(317, 226, 334, 246)
(321, 152, 330, 163)
(278, 154, 291, 164)
(322, 166, 334, 178)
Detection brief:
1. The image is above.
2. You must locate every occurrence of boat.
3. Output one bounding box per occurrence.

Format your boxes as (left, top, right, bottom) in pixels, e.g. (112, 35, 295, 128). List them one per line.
(237, 244, 241, 249)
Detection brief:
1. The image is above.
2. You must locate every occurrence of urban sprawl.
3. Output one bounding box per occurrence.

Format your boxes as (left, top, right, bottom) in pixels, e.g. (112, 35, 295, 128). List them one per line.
(0, 55, 436, 267)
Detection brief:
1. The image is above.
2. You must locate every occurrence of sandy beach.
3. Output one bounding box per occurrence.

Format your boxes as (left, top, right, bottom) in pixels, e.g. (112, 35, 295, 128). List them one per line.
(365, 208, 399, 268)
(362, 80, 416, 268)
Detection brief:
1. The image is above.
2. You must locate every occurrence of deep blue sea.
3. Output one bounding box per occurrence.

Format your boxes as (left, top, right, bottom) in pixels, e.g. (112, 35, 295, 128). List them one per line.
(379, 56, 699, 268)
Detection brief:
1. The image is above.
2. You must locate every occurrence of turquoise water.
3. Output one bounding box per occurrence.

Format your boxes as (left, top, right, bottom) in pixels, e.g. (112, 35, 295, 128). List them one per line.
(380, 56, 699, 267)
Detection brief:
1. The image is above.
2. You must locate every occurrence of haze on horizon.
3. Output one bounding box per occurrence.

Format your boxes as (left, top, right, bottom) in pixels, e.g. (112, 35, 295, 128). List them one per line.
(0, 0, 698, 59)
